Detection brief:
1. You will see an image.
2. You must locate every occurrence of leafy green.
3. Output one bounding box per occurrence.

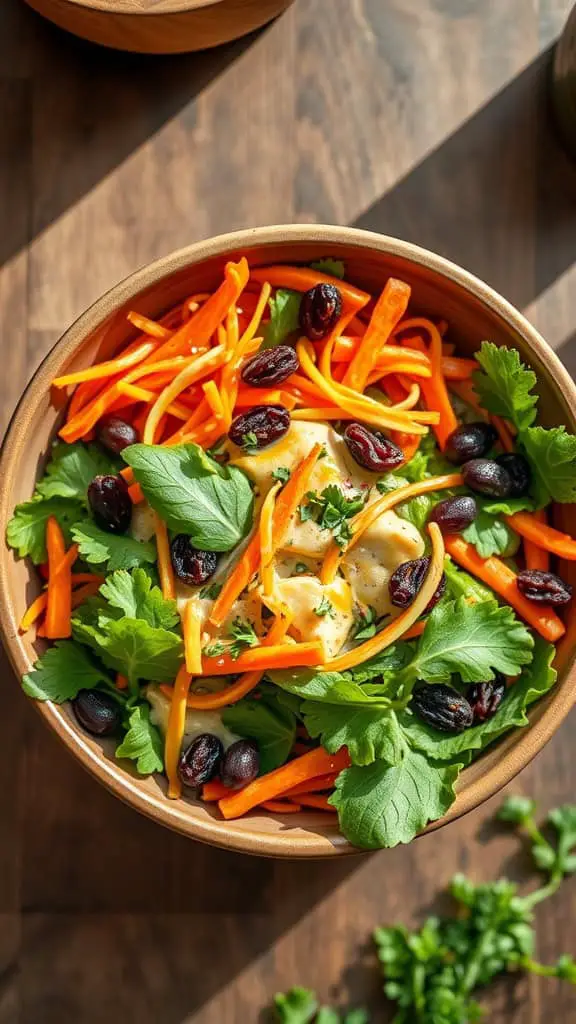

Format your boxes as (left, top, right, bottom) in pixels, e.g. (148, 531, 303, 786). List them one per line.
(123, 442, 254, 552)
(462, 503, 520, 558)
(36, 442, 118, 503)
(272, 466, 291, 484)
(71, 521, 157, 571)
(303, 704, 403, 767)
(350, 606, 378, 641)
(7, 496, 84, 563)
(330, 749, 460, 849)
(115, 703, 164, 774)
(269, 668, 392, 708)
(521, 425, 576, 505)
(300, 485, 365, 548)
(274, 987, 318, 1023)
(310, 258, 346, 279)
(473, 341, 538, 432)
(222, 690, 297, 773)
(73, 600, 183, 687)
(443, 558, 495, 604)
(262, 289, 301, 349)
(228, 617, 259, 659)
(22, 641, 115, 703)
(314, 596, 334, 618)
(100, 569, 179, 629)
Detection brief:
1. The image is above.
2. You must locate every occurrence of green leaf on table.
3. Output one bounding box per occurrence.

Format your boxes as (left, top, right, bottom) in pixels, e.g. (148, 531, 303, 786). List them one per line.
(22, 640, 114, 702)
(547, 806, 576, 876)
(310, 258, 346, 279)
(473, 341, 538, 432)
(100, 568, 179, 629)
(462, 503, 520, 558)
(274, 987, 318, 1024)
(115, 703, 164, 775)
(303, 703, 404, 766)
(330, 749, 460, 849)
(123, 442, 254, 552)
(37, 442, 118, 503)
(71, 521, 157, 571)
(222, 691, 297, 774)
(521, 425, 576, 505)
(7, 496, 84, 563)
(262, 289, 301, 349)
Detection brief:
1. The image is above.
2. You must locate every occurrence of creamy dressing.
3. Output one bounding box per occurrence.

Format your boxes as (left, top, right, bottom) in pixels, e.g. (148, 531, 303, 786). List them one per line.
(147, 684, 239, 752)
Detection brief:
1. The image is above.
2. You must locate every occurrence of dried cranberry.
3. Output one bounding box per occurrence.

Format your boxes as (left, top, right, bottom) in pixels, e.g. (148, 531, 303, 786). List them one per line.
(495, 453, 532, 497)
(241, 345, 299, 387)
(412, 684, 474, 732)
(299, 284, 342, 341)
(179, 734, 223, 788)
(389, 556, 446, 613)
(466, 675, 506, 723)
(461, 458, 514, 499)
(516, 569, 573, 605)
(445, 422, 497, 464)
(429, 495, 478, 533)
(72, 689, 121, 737)
(96, 414, 138, 454)
(220, 739, 260, 789)
(87, 474, 132, 534)
(344, 423, 404, 473)
(229, 404, 290, 450)
(171, 535, 218, 586)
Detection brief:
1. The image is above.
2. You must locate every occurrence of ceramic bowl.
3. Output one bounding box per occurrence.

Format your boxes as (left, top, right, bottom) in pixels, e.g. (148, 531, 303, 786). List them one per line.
(2, 224, 575, 857)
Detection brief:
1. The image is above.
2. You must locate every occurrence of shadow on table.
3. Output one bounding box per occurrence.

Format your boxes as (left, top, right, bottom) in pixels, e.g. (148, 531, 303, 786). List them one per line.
(0, 0, 265, 272)
(351, 48, 576, 313)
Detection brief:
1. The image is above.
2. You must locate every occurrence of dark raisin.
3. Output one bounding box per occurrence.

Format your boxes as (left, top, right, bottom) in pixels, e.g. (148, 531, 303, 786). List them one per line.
(389, 556, 446, 614)
(171, 535, 218, 586)
(495, 453, 532, 497)
(466, 675, 506, 723)
(516, 569, 573, 605)
(229, 404, 290, 450)
(220, 739, 260, 789)
(344, 423, 404, 473)
(72, 689, 121, 737)
(461, 458, 514, 499)
(412, 684, 474, 732)
(96, 414, 138, 454)
(178, 734, 224, 788)
(299, 284, 342, 341)
(241, 345, 299, 387)
(429, 495, 478, 533)
(87, 474, 132, 533)
(445, 422, 497, 464)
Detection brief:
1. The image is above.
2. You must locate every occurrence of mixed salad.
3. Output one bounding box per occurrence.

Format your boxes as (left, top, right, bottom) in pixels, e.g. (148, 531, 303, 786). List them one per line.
(8, 256, 576, 850)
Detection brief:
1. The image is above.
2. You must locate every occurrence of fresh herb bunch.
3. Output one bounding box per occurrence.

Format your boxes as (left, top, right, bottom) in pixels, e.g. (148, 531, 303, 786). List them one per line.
(273, 798, 576, 1023)
(299, 485, 366, 549)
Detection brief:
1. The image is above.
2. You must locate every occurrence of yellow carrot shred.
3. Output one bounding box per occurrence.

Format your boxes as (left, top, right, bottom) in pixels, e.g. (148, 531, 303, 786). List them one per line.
(182, 600, 202, 675)
(165, 664, 192, 799)
(153, 513, 175, 600)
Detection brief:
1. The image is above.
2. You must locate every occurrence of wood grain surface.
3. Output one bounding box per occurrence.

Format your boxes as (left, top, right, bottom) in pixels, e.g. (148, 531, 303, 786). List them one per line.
(1, 0, 576, 1020)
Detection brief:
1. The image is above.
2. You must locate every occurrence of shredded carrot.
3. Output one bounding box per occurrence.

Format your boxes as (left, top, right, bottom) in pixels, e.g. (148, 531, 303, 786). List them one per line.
(143, 345, 228, 446)
(491, 414, 515, 452)
(45, 519, 76, 639)
(261, 800, 303, 813)
(402, 324, 458, 448)
(235, 387, 298, 410)
(506, 511, 576, 562)
(201, 641, 324, 676)
(260, 482, 282, 599)
(449, 379, 485, 418)
(71, 573, 105, 585)
(70, 579, 104, 608)
(126, 311, 171, 339)
(444, 536, 565, 642)
(202, 380, 226, 422)
(116, 673, 128, 691)
(283, 773, 338, 797)
(401, 620, 427, 640)
(250, 265, 370, 312)
(128, 482, 145, 504)
(153, 513, 175, 600)
(52, 339, 159, 389)
(201, 779, 233, 802)
(182, 600, 202, 675)
(116, 381, 191, 421)
(238, 281, 271, 347)
(217, 745, 351, 820)
(522, 509, 550, 572)
(164, 664, 192, 800)
(321, 473, 462, 584)
(19, 593, 49, 634)
(343, 278, 411, 391)
(325, 523, 445, 671)
(290, 793, 337, 812)
(440, 356, 478, 381)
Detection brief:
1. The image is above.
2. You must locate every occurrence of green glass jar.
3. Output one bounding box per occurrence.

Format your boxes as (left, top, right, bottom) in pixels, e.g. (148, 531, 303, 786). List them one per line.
(553, 4, 576, 159)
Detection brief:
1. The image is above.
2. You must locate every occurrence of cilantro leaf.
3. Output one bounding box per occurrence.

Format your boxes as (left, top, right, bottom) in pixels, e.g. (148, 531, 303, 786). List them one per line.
(22, 640, 114, 702)
(521, 425, 576, 505)
(115, 703, 164, 774)
(310, 258, 346, 279)
(99, 569, 179, 629)
(303, 703, 404, 766)
(36, 442, 118, 503)
(300, 486, 365, 548)
(473, 341, 538, 432)
(399, 598, 534, 685)
(272, 466, 291, 484)
(462, 503, 520, 558)
(262, 289, 301, 349)
(89, 618, 183, 685)
(71, 521, 156, 571)
(222, 692, 297, 773)
(351, 605, 378, 641)
(123, 442, 254, 552)
(228, 617, 259, 659)
(7, 496, 84, 563)
(330, 750, 460, 849)
(274, 987, 318, 1023)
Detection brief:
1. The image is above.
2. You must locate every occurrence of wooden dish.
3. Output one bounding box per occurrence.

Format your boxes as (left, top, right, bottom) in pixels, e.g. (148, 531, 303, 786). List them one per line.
(1, 225, 576, 858)
(23, 0, 294, 54)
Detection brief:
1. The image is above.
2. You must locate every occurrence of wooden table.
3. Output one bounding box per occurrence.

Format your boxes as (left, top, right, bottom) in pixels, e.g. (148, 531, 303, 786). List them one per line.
(1, 1, 576, 1020)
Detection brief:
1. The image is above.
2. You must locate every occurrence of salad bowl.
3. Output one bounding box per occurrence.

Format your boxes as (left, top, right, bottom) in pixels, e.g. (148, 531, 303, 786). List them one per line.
(1, 224, 576, 858)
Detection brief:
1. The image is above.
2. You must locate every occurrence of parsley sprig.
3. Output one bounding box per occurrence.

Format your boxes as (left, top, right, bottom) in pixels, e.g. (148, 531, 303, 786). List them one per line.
(300, 485, 365, 548)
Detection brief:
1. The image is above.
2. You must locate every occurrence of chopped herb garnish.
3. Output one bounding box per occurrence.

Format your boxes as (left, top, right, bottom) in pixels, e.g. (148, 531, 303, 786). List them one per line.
(299, 485, 365, 548)
(228, 617, 259, 659)
(242, 432, 259, 452)
(272, 466, 291, 484)
(314, 596, 335, 618)
(352, 605, 379, 641)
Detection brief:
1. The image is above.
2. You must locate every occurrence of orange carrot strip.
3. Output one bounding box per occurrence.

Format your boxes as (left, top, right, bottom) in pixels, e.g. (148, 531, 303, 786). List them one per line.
(261, 800, 303, 813)
(116, 673, 128, 691)
(325, 523, 445, 671)
(440, 356, 478, 381)
(444, 536, 565, 642)
(210, 443, 322, 628)
(154, 513, 175, 600)
(506, 511, 576, 561)
(53, 339, 158, 388)
(238, 281, 271, 347)
(201, 641, 324, 676)
(165, 664, 193, 800)
(522, 509, 550, 572)
(449, 379, 485, 418)
(202, 380, 226, 422)
(343, 278, 411, 391)
(284, 773, 338, 797)
(182, 601, 202, 675)
(401, 620, 427, 640)
(126, 311, 171, 339)
(143, 345, 228, 445)
(291, 793, 337, 812)
(116, 382, 191, 421)
(491, 414, 515, 452)
(402, 326, 458, 448)
(236, 388, 294, 408)
(128, 483, 144, 504)
(70, 580, 103, 608)
(260, 482, 282, 599)
(71, 573, 105, 585)
(218, 746, 351, 820)
(250, 266, 369, 311)
(202, 779, 233, 802)
(19, 593, 48, 633)
(45, 518, 75, 639)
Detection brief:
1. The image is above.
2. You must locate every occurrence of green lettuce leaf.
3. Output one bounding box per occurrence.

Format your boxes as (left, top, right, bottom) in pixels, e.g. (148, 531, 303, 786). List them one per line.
(462, 504, 520, 558)
(22, 640, 115, 702)
(521, 426, 576, 505)
(37, 442, 118, 503)
(115, 703, 164, 775)
(310, 258, 346, 279)
(222, 691, 297, 774)
(99, 568, 179, 629)
(303, 704, 404, 767)
(261, 289, 301, 349)
(7, 496, 84, 563)
(71, 521, 156, 571)
(473, 341, 537, 432)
